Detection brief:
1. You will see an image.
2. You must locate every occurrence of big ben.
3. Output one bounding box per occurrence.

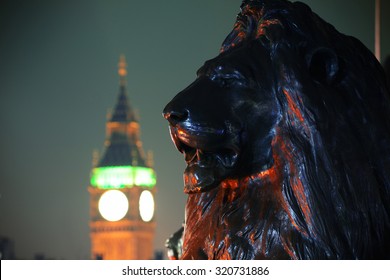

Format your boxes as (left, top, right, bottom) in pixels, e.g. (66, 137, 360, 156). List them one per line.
(88, 55, 156, 260)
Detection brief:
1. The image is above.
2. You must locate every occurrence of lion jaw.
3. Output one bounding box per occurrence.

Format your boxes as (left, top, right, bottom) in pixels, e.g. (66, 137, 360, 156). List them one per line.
(167, 123, 240, 193)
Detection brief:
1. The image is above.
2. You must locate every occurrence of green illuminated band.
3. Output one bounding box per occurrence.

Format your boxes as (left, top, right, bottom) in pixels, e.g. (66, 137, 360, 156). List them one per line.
(91, 166, 156, 189)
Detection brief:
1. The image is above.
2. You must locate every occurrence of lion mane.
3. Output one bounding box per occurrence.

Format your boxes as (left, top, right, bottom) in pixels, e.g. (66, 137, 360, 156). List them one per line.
(164, 0, 390, 259)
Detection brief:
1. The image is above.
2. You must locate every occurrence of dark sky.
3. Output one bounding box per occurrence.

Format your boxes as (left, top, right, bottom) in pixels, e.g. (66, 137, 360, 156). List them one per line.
(0, 0, 389, 259)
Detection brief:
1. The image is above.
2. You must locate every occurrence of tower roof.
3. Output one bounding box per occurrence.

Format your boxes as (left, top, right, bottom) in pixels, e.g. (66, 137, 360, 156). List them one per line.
(109, 85, 137, 123)
(96, 55, 148, 168)
(110, 55, 137, 123)
(97, 132, 147, 167)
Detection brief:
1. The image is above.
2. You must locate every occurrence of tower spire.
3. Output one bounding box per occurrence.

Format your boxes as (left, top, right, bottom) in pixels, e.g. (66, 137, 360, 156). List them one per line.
(118, 54, 127, 86)
(109, 55, 136, 123)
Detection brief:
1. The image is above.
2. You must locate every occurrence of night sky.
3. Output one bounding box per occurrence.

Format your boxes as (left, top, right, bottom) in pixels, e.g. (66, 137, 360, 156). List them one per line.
(0, 0, 389, 259)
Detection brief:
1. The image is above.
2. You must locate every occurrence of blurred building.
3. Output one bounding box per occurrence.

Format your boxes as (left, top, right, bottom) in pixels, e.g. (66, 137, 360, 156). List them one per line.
(0, 236, 15, 260)
(88, 55, 156, 260)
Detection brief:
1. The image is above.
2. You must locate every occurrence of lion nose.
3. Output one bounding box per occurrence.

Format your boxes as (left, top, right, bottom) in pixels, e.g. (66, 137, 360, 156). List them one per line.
(163, 109, 189, 126)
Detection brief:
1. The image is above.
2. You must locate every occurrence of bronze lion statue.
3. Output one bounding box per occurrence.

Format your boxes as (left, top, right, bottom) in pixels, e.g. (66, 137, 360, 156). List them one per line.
(163, 0, 390, 259)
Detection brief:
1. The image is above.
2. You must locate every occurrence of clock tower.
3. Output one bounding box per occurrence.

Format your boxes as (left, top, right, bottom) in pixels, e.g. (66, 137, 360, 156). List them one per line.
(88, 55, 156, 260)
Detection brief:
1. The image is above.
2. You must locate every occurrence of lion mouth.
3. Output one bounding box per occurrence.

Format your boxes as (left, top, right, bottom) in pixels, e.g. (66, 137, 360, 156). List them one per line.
(181, 143, 238, 169)
(169, 126, 239, 193)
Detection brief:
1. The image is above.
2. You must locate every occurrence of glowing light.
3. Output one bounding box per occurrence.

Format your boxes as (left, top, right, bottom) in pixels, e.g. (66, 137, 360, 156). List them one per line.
(90, 166, 156, 189)
(98, 190, 129, 222)
(118, 54, 127, 77)
(139, 190, 154, 222)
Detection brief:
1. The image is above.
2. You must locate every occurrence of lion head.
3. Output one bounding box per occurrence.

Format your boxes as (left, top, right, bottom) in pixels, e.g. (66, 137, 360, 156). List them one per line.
(163, 0, 390, 259)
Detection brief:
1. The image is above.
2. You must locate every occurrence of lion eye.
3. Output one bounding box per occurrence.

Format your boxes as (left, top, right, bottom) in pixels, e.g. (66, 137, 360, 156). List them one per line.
(214, 76, 247, 88)
(209, 67, 248, 88)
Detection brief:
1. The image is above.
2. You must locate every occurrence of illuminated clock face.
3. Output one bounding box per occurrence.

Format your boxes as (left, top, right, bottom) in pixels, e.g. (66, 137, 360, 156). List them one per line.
(139, 190, 154, 222)
(98, 190, 129, 221)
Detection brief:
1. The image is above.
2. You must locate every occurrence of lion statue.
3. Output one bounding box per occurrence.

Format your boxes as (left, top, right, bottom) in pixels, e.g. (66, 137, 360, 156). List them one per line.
(163, 0, 390, 259)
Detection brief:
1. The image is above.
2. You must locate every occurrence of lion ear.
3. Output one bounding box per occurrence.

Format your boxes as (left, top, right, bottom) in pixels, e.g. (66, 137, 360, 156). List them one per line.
(307, 47, 339, 85)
